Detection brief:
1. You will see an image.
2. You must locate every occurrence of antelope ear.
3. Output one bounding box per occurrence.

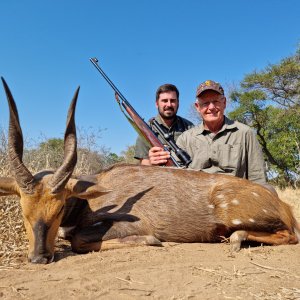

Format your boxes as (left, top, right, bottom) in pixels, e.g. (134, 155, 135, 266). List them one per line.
(0, 177, 21, 197)
(66, 176, 111, 199)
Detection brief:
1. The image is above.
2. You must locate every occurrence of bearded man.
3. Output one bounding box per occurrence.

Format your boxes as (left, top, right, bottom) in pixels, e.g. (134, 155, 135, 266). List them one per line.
(134, 83, 194, 165)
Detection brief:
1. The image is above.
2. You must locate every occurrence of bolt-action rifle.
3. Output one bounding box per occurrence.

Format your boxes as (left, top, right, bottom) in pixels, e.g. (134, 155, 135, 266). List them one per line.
(90, 57, 191, 168)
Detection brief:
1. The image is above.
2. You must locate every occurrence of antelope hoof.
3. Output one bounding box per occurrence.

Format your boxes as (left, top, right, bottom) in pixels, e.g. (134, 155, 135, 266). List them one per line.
(28, 253, 54, 264)
(121, 235, 162, 246)
(230, 230, 248, 252)
(58, 226, 76, 240)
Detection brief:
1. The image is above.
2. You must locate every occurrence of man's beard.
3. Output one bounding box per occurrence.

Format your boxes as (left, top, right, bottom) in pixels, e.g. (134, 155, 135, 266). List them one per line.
(159, 108, 177, 120)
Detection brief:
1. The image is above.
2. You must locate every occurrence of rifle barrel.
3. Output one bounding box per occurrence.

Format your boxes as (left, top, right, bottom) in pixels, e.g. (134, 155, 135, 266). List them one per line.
(90, 57, 182, 168)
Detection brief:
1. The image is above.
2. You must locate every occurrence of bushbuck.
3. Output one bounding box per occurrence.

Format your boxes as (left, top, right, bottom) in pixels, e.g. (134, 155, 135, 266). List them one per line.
(0, 78, 299, 264)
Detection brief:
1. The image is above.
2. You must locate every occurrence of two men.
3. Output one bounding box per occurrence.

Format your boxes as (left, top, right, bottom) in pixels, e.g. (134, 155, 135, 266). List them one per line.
(142, 80, 269, 187)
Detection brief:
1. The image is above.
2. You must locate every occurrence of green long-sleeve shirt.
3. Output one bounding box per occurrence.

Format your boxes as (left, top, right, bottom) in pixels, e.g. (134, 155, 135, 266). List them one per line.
(134, 114, 194, 160)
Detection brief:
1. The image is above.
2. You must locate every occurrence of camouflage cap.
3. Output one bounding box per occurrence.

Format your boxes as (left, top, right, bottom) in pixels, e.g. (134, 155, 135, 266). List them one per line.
(196, 80, 224, 97)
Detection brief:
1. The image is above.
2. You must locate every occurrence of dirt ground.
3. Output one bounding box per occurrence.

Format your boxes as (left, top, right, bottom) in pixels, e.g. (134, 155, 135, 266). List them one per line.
(1, 239, 300, 300)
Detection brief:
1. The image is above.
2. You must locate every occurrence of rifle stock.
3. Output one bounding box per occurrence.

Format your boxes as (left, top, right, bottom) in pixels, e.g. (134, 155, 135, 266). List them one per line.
(90, 57, 187, 167)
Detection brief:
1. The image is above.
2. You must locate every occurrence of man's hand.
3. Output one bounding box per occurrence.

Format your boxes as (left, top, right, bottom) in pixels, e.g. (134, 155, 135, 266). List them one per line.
(148, 146, 170, 165)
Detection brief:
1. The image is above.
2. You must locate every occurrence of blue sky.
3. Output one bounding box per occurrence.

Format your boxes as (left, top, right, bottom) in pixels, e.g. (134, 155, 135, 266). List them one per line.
(0, 0, 299, 155)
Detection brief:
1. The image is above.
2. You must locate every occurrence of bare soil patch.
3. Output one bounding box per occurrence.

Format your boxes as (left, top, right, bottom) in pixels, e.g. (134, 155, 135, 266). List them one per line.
(1, 240, 300, 299)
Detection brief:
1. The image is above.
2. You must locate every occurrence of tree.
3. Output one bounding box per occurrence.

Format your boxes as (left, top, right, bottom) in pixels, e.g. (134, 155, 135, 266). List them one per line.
(24, 138, 64, 172)
(0, 127, 10, 176)
(104, 152, 124, 166)
(240, 49, 300, 108)
(120, 145, 138, 164)
(188, 103, 201, 125)
(229, 46, 300, 187)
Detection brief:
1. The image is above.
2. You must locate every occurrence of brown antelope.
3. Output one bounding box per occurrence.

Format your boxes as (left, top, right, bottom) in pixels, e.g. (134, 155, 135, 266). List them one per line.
(0, 78, 299, 264)
(0, 78, 110, 263)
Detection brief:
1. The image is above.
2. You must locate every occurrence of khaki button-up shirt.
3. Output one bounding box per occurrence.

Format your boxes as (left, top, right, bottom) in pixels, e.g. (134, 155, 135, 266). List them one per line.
(176, 116, 267, 184)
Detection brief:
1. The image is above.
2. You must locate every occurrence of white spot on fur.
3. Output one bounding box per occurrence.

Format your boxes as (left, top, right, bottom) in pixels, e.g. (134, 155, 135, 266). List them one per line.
(220, 202, 228, 208)
(232, 219, 242, 225)
(252, 192, 259, 197)
(248, 218, 255, 223)
(216, 194, 225, 199)
(231, 199, 239, 205)
(263, 209, 268, 214)
(208, 204, 215, 209)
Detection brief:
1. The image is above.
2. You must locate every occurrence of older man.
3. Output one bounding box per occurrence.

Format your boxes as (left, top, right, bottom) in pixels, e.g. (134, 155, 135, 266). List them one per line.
(149, 80, 269, 187)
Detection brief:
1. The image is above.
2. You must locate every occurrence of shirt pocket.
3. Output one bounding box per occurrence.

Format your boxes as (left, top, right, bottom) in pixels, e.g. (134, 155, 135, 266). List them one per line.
(189, 142, 210, 170)
(218, 144, 242, 171)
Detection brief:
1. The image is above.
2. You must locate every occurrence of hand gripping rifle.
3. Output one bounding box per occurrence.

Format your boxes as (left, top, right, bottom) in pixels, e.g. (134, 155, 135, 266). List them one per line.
(90, 57, 191, 168)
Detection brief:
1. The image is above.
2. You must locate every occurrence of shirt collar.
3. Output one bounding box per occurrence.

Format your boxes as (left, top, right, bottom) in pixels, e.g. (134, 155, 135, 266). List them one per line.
(197, 116, 237, 135)
(155, 114, 179, 129)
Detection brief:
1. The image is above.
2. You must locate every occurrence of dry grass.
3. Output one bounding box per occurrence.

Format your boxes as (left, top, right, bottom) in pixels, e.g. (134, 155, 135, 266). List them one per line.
(276, 187, 300, 220)
(0, 196, 28, 267)
(0, 186, 299, 268)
